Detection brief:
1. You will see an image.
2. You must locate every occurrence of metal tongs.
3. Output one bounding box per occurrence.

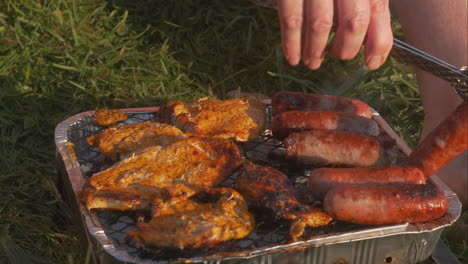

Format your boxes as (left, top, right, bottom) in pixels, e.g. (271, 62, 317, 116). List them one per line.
(390, 38, 468, 102)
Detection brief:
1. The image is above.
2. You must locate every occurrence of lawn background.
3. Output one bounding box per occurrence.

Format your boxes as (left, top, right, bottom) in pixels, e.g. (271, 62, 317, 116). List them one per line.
(0, 0, 465, 263)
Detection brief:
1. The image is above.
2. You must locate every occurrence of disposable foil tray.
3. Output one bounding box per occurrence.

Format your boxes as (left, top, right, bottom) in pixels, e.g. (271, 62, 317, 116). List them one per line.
(55, 106, 462, 264)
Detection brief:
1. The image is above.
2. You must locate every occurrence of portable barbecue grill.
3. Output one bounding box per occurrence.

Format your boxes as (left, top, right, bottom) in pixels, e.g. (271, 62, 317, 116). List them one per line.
(55, 37, 466, 264)
(55, 107, 461, 264)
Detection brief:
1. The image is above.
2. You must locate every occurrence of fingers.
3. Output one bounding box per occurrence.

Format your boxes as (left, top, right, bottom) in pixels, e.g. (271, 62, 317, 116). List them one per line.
(279, 0, 392, 70)
(302, 0, 334, 69)
(364, 0, 393, 70)
(329, 0, 370, 60)
(279, 0, 304, 65)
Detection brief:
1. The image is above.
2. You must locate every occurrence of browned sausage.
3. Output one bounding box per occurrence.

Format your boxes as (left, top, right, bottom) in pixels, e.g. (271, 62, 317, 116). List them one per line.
(308, 166, 426, 200)
(323, 183, 448, 225)
(272, 110, 379, 140)
(408, 102, 468, 178)
(284, 130, 387, 167)
(271, 90, 373, 118)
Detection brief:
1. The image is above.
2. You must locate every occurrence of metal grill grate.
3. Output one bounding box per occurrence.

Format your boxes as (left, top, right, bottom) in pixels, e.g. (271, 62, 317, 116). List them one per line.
(66, 110, 378, 262)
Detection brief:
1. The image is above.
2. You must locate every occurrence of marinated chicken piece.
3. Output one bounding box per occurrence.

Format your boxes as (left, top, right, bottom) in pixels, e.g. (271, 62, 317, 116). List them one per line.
(236, 162, 332, 242)
(87, 120, 187, 160)
(93, 108, 128, 127)
(157, 97, 266, 142)
(82, 184, 170, 211)
(84, 137, 242, 210)
(127, 188, 255, 249)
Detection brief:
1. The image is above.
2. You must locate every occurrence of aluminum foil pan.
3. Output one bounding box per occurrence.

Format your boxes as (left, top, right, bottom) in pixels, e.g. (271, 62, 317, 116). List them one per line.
(55, 106, 462, 264)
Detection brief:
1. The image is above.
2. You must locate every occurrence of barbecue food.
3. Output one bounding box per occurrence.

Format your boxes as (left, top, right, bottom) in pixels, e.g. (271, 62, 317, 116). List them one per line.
(271, 90, 373, 118)
(87, 120, 187, 160)
(127, 187, 255, 249)
(93, 107, 128, 127)
(236, 162, 332, 242)
(272, 110, 379, 140)
(324, 183, 448, 225)
(82, 185, 169, 211)
(284, 130, 388, 167)
(157, 97, 266, 142)
(409, 102, 468, 178)
(84, 137, 242, 210)
(307, 166, 426, 200)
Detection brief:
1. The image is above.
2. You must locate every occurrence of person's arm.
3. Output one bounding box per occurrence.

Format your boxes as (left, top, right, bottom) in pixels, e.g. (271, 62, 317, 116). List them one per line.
(392, 0, 467, 210)
(392, 0, 467, 136)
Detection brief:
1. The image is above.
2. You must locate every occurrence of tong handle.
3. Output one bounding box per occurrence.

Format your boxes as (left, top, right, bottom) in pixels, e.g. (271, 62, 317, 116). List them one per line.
(390, 38, 468, 102)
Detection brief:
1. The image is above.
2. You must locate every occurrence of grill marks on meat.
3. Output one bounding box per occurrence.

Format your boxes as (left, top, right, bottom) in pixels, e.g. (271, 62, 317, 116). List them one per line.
(324, 183, 448, 225)
(271, 90, 372, 118)
(93, 108, 128, 127)
(127, 188, 255, 249)
(87, 121, 187, 160)
(84, 137, 242, 211)
(157, 97, 266, 142)
(236, 162, 332, 242)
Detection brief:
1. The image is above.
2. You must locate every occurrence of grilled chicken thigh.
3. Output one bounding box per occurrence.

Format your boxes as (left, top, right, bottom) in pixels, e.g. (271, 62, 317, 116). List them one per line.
(127, 187, 255, 249)
(87, 120, 187, 160)
(157, 97, 266, 142)
(82, 184, 169, 211)
(236, 162, 332, 242)
(93, 108, 128, 127)
(83, 137, 242, 210)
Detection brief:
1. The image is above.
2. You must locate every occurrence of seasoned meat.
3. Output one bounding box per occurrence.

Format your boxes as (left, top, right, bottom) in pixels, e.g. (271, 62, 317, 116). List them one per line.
(271, 90, 373, 118)
(284, 130, 388, 167)
(82, 184, 170, 211)
(127, 188, 255, 249)
(93, 108, 128, 127)
(87, 121, 187, 160)
(157, 97, 266, 142)
(84, 137, 242, 210)
(307, 166, 426, 200)
(272, 110, 379, 140)
(409, 102, 468, 178)
(324, 183, 448, 225)
(236, 162, 332, 242)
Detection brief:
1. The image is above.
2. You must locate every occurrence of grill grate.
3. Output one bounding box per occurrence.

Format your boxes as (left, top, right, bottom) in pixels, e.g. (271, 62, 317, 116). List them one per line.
(66, 109, 402, 262)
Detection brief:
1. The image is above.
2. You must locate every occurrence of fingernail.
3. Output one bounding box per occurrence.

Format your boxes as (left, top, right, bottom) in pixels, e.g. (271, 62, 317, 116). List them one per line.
(308, 59, 322, 70)
(366, 56, 383, 70)
(289, 56, 300, 66)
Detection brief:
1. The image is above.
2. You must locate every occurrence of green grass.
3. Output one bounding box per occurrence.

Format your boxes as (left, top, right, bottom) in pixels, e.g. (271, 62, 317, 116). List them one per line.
(0, 0, 464, 263)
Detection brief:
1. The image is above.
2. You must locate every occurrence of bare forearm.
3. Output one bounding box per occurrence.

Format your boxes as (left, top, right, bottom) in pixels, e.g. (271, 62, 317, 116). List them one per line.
(392, 0, 467, 134)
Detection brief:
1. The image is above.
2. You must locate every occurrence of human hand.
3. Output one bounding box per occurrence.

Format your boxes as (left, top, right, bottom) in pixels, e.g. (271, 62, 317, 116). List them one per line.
(278, 0, 393, 70)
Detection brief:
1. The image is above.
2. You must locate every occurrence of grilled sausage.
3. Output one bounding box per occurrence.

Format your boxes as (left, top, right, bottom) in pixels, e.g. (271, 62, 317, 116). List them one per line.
(307, 166, 426, 200)
(323, 183, 448, 225)
(272, 110, 379, 140)
(284, 130, 387, 167)
(271, 90, 373, 118)
(408, 102, 468, 178)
